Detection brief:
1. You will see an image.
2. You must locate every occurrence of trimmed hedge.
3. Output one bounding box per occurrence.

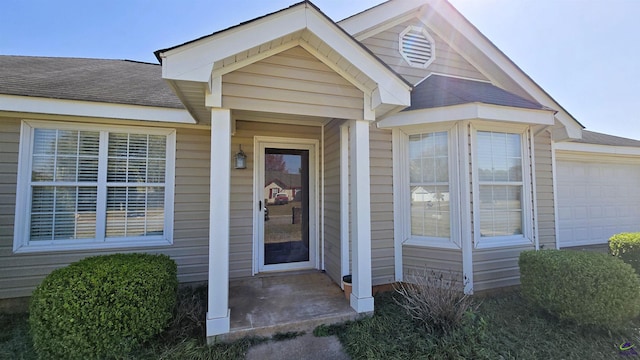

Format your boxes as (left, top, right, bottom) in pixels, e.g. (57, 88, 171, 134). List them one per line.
(519, 249, 640, 329)
(29, 253, 177, 360)
(609, 232, 640, 274)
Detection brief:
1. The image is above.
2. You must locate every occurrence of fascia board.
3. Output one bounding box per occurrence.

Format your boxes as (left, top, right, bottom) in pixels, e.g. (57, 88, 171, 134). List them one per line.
(426, 0, 583, 138)
(0, 94, 196, 124)
(554, 142, 640, 156)
(378, 103, 554, 128)
(338, 0, 428, 36)
(161, 6, 307, 82)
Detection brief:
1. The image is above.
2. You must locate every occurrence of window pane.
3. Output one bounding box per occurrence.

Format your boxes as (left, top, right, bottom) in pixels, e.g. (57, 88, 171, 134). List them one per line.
(106, 186, 164, 238)
(478, 185, 522, 237)
(30, 185, 96, 241)
(108, 133, 166, 184)
(411, 185, 450, 238)
(32, 155, 54, 181)
(31, 129, 98, 182)
(477, 131, 522, 182)
(409, 130, 450, 239)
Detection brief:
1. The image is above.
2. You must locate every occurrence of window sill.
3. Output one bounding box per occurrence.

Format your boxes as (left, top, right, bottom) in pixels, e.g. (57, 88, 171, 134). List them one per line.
(403, 237, 461, 249)
(13, 238, 172, 254)
(474, 235, 532, 249)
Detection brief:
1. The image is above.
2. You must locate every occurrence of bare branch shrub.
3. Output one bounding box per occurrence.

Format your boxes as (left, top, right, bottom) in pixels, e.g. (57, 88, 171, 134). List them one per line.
(161, 285, 207, 342)
(393, 268, 476, 333)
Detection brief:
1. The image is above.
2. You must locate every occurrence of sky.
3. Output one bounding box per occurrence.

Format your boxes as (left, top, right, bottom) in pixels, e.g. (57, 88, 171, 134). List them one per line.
(2, 0, 639, 140)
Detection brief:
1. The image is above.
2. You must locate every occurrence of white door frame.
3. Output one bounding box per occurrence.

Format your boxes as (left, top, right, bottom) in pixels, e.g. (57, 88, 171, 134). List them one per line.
(253, 136, 319, 273)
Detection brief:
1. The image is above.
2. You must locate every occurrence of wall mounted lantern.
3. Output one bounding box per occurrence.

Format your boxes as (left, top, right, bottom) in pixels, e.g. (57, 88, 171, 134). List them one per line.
(235, 145, 247, 169)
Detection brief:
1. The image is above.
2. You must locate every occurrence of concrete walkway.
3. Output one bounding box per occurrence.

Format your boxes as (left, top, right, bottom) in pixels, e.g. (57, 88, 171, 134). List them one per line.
(246, 333, 350, 360)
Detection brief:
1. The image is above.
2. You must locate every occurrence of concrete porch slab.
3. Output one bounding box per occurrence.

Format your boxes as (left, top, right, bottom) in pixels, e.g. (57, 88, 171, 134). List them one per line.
(218, 271, 357, 342)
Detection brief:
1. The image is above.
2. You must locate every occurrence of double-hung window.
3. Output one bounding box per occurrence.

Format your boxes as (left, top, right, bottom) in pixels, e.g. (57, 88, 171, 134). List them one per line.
(472, 124, 533, 248)
(14, 120, 176, 252)
(397, 124, 460, 248)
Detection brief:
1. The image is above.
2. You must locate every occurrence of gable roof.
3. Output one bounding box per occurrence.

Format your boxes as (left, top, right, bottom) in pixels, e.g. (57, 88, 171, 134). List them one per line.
(155, 1, 412, 121)
(0, 55, 183, 109)
(339, 0, 584, 139)
(576, 130, 640, 148)
(406, 75, 548, 112)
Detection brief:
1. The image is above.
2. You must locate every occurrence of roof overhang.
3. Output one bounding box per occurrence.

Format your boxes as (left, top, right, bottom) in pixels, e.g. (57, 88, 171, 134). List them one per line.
(156, 1, 411, 122)
(0, 94, 196, 124)
(378, 102, 555, 129)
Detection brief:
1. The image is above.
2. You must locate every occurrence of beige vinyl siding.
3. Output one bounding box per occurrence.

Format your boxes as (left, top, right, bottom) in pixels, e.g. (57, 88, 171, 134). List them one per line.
(323, 119, 343, 285)
(361, 20, 488, 85)
(369, 127, 396, 285)
(222, 46, 364, 120)
(534, 131, 556, 249)
(473, 245, 531, 291)
(229, 120, 322, 279)
(403, 246, 463, 278)
(0, 118, 210, 299)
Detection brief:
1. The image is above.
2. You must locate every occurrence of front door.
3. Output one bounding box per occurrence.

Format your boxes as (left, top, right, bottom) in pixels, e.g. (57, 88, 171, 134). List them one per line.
(255, 138, 317, 272)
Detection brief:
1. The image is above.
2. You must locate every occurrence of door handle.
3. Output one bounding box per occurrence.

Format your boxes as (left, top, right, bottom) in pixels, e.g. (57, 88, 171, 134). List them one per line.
(259, 200, 262, 210)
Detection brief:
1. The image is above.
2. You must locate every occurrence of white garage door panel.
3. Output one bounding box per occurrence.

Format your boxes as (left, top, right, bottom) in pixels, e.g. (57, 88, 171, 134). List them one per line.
(557, 159, 640, 247)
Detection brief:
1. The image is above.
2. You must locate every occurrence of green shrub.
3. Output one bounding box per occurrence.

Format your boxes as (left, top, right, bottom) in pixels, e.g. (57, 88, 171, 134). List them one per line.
(519, 249, 640, 329)
(29, 253, 177, 359)
(609, 232, 640, 274)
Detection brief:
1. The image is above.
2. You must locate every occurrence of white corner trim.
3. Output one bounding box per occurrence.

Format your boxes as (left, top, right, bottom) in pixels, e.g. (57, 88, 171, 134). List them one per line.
(378, 103, 554, 129)
(554, 141, 640, 156)
(458, 121, 473, 294)
(340, 124, 350, 282)
(550, 138, 561, 250)
(529, 129, 540, 251)
(391, 128, 404, 282)
(0, 94, 196, 124)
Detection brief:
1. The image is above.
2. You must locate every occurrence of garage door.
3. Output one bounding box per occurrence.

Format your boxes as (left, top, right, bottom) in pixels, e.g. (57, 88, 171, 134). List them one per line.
(557, 157, 640, 247)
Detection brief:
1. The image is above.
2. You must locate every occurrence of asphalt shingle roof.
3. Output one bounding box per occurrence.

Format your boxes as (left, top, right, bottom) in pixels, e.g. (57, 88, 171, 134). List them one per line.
(0, 55, 183, 109)
(576, 130, 640, 147)
(405, 74, 548, 112)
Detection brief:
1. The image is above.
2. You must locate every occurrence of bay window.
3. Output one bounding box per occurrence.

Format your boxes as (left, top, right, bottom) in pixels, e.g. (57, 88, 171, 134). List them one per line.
(14, 120, 175, 252)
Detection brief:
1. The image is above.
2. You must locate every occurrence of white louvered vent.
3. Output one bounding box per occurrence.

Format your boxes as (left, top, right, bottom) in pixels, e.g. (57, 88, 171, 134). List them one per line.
(399, 26, 435, 68)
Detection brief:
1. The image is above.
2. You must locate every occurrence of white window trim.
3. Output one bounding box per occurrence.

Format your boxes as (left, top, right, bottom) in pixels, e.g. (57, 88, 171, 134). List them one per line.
(13, 120, 176, 253)
(470, 121, 534, 249)
(393, 122, 461, 249)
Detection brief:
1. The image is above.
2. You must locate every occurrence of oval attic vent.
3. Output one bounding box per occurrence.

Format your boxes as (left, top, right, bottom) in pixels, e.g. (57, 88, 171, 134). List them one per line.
(399, 25, 435, 68)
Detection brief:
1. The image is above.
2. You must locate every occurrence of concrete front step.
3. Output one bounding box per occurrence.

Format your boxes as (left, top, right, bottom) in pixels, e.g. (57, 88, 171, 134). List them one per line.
(210, 271, 360, 343)
(218, 310, 358, 342)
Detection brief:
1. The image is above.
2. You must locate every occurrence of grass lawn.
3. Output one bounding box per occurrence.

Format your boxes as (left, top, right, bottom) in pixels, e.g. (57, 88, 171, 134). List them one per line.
(3, 288, 639, 359)
(319, 290, 640, 360)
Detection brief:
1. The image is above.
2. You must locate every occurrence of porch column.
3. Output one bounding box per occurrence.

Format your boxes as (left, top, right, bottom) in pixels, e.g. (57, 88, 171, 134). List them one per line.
(207, 108, 231, 336)
(349, 119, 374, 313)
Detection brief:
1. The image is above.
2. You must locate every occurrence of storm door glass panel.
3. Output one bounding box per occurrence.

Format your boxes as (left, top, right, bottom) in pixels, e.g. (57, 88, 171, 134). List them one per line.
(264, 148, 309, 265)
